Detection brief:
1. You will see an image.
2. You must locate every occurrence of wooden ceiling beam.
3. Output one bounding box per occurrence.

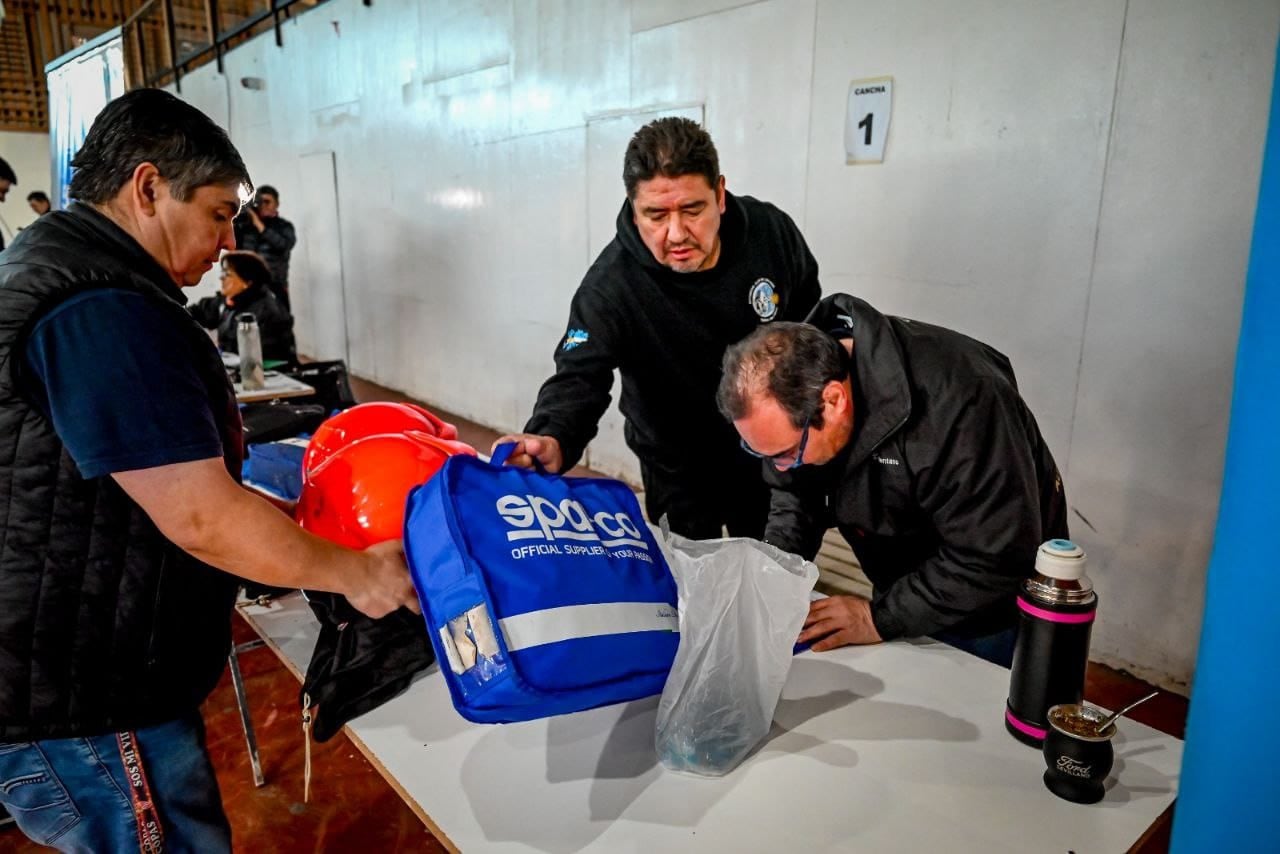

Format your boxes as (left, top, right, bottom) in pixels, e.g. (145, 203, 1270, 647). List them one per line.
(0, 0, 150, 132)
(2, 0, 291, 131)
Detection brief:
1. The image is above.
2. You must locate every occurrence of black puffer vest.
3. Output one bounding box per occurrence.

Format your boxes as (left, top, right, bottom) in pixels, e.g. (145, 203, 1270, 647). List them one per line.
(0, 204, 243, 740)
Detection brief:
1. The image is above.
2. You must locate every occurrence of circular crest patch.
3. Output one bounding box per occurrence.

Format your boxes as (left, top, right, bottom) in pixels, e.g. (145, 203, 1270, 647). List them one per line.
(749, 278, 779, 321)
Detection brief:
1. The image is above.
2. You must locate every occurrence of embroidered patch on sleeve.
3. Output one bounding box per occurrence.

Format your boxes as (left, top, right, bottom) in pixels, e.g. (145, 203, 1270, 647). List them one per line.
(562, 328, 590, 351)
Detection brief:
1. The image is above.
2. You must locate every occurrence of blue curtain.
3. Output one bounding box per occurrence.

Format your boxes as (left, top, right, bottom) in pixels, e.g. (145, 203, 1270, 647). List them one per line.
(46, 29, 127, 210)
(1172, 33, 1280, 853)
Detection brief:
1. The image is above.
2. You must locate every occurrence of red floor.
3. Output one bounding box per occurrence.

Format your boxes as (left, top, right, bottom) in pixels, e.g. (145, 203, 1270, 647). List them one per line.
(0, 377, 1188, 853)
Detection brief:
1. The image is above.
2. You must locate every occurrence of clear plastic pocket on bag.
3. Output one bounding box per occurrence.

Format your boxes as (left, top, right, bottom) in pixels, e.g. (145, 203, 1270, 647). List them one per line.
(438, 604, 508, 690)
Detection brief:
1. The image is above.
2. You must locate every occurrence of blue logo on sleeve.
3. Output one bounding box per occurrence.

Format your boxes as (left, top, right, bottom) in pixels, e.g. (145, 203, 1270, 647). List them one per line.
(562, 329, 590, 351)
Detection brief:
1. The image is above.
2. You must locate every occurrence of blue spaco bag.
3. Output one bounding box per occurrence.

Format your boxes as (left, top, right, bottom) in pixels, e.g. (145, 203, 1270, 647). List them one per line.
(403, 443, 679, 723)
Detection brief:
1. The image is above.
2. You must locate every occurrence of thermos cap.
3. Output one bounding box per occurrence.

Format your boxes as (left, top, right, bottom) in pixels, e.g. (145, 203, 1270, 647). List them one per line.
(1036, 538, 1087, 580)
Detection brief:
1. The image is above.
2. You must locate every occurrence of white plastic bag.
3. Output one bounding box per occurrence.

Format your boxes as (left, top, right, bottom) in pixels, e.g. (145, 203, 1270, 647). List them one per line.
(654, 527, 819, 776)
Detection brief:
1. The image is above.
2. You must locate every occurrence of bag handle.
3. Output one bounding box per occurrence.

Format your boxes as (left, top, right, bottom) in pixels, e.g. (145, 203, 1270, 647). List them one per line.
(490, 440, 549, 474)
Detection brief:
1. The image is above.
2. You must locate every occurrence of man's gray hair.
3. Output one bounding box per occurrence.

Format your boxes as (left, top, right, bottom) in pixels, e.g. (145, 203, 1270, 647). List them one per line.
(69, 88, 250, 205)
(717, 322, 848, 430)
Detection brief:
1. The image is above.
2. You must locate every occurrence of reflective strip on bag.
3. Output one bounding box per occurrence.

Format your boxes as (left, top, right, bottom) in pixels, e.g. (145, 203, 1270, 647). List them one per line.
(499, 602, 678, 652)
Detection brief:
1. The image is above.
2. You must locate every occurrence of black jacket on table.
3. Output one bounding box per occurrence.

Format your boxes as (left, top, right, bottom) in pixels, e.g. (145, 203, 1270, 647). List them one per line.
(192, 285, 297, 365)
(524, 191, 821, 477)
(235, 214, 296, 302)
(0, 204, 243, 740)
(764, 294, 1068, 641)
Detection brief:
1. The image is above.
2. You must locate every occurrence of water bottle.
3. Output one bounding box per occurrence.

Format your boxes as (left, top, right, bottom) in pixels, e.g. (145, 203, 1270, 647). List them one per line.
(1005, 539, 1097, 747)
(237, 313, 266, 391)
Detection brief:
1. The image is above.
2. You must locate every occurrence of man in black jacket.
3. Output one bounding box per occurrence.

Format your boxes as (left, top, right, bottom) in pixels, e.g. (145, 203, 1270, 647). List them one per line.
(717, 294, 1068, 666)
(234, 183, 297, 309)
(0, 89, 417, 851)
(497, 117, 821, 539)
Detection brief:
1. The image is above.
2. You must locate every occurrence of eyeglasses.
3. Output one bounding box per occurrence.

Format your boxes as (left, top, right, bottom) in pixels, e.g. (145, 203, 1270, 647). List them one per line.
(740, 415, 811, 471)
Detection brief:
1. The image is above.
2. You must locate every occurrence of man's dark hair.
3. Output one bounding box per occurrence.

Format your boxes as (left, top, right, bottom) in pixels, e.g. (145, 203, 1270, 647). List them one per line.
(27, 191, 49, 204)
(622, 117, 719, 199)
(255, 185, 279, 202)
(0, 156, 15, 184)
(718, 322, 849, 430)
(68, 88, 250, 205)
(222, 250, 274, 290)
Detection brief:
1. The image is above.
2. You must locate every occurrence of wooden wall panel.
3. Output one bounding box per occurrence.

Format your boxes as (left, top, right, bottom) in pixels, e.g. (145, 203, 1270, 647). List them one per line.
(0, 0, 145, 131)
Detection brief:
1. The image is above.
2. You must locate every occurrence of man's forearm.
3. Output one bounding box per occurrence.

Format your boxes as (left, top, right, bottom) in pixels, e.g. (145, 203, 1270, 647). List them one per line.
(116, 457, 420, 618)
(113, 459, 363, 596)
(764, 488, 825, 559)
(244, 481, 297, 515)
(763, 521, 820, 559)
(870, 551, 1021, 641)
(523, 388, 608, 472)
(182, 486, 362, 593)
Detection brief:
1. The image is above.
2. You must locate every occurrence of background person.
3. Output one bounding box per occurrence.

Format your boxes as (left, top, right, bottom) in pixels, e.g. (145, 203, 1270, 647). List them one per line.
(192, 249, 296, 365)
(234, 183, 296, 309)
(0, 155, 16, 250)
(0, 155, 14, 203)
(27, 191, 51, 216)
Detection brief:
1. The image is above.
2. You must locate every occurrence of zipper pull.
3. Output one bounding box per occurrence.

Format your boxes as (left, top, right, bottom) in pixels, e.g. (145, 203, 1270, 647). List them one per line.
(301, 692, 314, 803)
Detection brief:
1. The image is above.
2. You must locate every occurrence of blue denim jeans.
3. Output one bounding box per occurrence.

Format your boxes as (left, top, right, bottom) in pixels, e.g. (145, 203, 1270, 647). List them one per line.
(0, 713, 230, 853)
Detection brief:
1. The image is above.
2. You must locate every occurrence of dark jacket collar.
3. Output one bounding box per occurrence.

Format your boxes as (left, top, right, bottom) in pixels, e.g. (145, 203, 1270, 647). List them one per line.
(64, 203, 188, 306)
(838, 297, 913, 472)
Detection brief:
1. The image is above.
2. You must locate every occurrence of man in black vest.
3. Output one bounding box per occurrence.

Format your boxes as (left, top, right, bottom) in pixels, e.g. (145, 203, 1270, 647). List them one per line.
(495, 118, 821, 539)
(0, 89, 418, 852)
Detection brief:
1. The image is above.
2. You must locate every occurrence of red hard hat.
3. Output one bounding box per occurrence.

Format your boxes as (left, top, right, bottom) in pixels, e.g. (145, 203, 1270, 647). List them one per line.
(401, 403, 458, 441)
(304, 402, 460, 477)
(296, 430, 476, 549)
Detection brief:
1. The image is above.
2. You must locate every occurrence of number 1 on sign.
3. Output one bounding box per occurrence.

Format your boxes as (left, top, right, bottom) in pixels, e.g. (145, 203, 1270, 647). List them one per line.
(846, 76, 892, 164)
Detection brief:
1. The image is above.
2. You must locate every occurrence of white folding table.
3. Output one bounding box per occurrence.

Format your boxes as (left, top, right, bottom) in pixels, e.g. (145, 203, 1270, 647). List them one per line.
(239, 593, 1181, 853)
(233, 371, 316, 403)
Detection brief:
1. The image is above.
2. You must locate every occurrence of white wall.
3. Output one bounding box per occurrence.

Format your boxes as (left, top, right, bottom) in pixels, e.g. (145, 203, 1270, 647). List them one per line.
(0, 131, 52, 242)
(171, 0, 1278, 689)
(1068, 0, 1277, 694)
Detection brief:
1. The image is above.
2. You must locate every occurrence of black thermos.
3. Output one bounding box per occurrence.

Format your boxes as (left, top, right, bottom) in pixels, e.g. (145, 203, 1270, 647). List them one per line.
(1005, 539, 1096, 747)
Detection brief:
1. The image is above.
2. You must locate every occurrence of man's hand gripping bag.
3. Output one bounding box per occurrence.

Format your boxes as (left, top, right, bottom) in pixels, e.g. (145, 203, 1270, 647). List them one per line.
(403, 443, 678, 723)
